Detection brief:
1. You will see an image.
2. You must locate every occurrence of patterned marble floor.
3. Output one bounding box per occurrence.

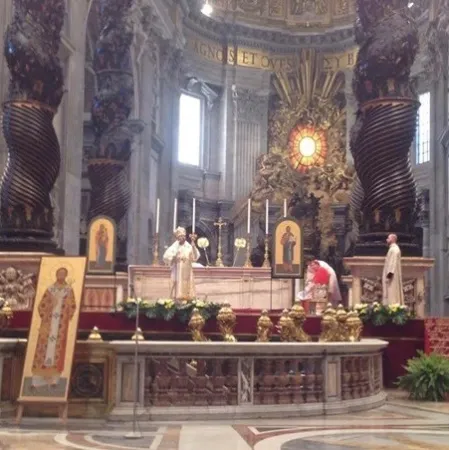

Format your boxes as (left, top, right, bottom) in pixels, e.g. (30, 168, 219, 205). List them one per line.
(1, 397, 449, 449)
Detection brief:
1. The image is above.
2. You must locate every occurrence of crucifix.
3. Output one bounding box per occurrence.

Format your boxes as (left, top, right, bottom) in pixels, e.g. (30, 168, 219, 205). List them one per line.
(214, 217, 227, 267)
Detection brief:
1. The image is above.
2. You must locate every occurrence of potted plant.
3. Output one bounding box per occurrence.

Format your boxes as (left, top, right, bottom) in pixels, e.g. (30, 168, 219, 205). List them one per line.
(397, 351, 449, 401)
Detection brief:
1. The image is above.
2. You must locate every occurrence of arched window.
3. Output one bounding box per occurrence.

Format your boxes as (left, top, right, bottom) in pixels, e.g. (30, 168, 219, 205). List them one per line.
(177, 92, 203, 167)
(416, 92, 430, 165)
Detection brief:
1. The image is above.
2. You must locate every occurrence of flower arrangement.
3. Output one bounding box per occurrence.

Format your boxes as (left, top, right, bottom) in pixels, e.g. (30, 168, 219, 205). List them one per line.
(119, 298, 223, 324)
(354, 302, 413, 326)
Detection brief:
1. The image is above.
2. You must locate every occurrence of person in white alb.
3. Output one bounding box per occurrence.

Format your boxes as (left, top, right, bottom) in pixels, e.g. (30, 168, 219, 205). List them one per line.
(382, 234, 404, 305)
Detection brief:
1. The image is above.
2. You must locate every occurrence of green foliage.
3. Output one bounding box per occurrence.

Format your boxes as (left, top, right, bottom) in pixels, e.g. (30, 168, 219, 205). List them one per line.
(354, 302, 413, 327)
(397, 351, 449, 402)
(118, 298, 223, 324)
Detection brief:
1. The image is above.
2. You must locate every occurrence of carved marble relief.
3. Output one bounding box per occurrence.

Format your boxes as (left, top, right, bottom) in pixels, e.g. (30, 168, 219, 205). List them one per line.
(0, 267, 36, 310)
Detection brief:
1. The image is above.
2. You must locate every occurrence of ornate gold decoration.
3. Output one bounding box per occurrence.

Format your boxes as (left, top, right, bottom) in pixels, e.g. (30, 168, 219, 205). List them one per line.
(213, 217, 227, 267)
(131, 327, 145, 341)
(0, 266, 36, 310)
(335, 304, 349, 341)
(209, 0, 356, 29)
(87, 326, 103, 342)
(256, 309, 274, 342)
(319, 303, 339, 342)
(288, 126, 327, 172)
(347, 310, 363, 342)
(0, 299, 13, 329)
(188, 308, 208, 342)
(277, 309, 295, 342)
(250, 49, 354, 256)
(217, 303, 237, 342)
(288, 301, 311, 342)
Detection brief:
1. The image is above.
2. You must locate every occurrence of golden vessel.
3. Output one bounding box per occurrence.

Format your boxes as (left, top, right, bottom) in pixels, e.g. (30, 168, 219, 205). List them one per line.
(277, 309, 295, 342)
(256, 310, 274, 342)
(217, 303, 237, 342)
(319, 303, 339, 342)
(347, 310, 363, 342)
(87, 326, 103, 342)
(188, 308, 208, 342)
(335, 304, 348, 341)
(289, 301, 311, 342)
(131, 327, 145, 341)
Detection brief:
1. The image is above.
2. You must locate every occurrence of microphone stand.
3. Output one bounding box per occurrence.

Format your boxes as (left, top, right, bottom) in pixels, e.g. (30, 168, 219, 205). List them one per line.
(125, 284, 143, 439)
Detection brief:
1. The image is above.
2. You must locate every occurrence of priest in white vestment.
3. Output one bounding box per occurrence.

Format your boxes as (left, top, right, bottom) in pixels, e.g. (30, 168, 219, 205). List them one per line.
(382, 234, 404, 305)
(163, 227, 200, 301)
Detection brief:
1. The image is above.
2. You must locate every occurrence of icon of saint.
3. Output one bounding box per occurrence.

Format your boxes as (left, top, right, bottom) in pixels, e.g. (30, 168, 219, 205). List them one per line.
(281, 225, 296, 272)
(95, 223, 109, 267)
(31, 267, 76, 389)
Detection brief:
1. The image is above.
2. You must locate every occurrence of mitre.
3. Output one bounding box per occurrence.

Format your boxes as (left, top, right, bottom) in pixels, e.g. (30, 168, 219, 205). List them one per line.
(175, 227, 186, 238)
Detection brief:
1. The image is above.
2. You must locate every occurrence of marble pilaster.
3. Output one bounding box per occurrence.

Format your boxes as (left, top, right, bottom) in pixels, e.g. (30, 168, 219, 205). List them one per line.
(344, 69, 356, 164)
(429, 50, 449, 316)
(59, 1, 89, 254)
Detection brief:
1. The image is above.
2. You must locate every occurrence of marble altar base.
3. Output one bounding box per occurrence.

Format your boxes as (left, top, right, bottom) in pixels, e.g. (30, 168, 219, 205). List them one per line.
(343, 256, 434, 317)
(129, 266, 293, 310)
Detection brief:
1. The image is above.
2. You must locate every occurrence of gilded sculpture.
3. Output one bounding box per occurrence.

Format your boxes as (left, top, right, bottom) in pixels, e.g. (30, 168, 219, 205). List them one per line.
(335, 304, 349, 341)
(289, 301, 311, 342)
(87, 326, 103, 342)
(346, 311, 363, 342)
(217, 303, 237, 342)
(319, 303, 339, 342)
(189, 308, 208, 342)
(256, 309, 274, 342)
(250, 49, 354, 257)
(277, 309, 295, 342)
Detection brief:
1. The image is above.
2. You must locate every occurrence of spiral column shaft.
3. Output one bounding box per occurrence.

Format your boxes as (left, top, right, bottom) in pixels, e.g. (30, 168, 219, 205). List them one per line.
(88, 0, 135, 270)
(351, 0, 421, 256)
(0, 0, 65, 251)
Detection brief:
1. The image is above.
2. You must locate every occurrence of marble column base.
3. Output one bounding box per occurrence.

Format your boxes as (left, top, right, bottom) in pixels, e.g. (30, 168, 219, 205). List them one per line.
(343, 256, 434, 317)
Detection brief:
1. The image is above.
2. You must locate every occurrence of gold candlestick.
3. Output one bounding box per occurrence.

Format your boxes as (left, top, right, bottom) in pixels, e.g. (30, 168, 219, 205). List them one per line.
(262, 236, 270, 268)
(152, 233, 161, 266)
(244, 234, 253, 268)
(214, 217, 227, 267)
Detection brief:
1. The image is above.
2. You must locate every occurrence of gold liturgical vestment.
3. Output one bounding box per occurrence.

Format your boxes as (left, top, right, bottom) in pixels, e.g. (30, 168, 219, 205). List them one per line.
(163, 241, 200, 300)
(382, 243, 404, 305)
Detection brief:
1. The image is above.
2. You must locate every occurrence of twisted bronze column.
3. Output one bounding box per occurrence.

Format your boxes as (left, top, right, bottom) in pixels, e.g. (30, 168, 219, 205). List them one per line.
(350, 0, 421, 256)
(0, 0, 65, 251)
(88, 0, 135, 270)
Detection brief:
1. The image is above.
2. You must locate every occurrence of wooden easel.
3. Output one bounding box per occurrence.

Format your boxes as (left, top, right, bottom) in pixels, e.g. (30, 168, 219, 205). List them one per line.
(15, 401, 68, 425)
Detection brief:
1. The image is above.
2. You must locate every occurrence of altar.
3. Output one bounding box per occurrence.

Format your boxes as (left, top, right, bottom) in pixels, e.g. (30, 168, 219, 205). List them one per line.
(130, 265, 294, 310)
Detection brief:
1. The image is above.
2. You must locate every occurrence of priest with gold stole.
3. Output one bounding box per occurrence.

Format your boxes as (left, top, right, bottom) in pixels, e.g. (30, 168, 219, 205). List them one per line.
(382, 234, 404, 305)
(163, 227, 200, 301)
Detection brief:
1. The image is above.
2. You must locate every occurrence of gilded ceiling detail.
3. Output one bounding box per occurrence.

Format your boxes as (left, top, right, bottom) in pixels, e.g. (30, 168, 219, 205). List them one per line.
(210, 0, 355, 28)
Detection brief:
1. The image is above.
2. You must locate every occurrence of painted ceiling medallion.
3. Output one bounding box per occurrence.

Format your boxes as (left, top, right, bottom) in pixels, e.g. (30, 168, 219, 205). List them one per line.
(288, 125, 327, 173)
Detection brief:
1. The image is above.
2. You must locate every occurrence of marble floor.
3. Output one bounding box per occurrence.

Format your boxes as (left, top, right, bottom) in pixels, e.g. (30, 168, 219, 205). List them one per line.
(1, 395, 449, 449)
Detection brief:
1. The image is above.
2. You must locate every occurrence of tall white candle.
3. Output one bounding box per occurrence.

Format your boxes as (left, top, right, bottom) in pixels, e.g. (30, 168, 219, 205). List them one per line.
(265, 199, 269, 235)
(283, 198, 287, 218)
(192, 198, 196, 233)
(173, 198, 178, 231)
(247, 198, 251, 234)
(155, 198, 160, 234)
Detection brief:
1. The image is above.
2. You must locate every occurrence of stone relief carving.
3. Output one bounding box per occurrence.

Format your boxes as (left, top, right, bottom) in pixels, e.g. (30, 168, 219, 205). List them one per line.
(235, 88, 268, 122)
(0, 267, 36, 310)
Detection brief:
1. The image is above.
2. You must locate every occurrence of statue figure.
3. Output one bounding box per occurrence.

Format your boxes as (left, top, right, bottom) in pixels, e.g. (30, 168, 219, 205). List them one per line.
(319, 304, 339, 342)
(256, 310, 274, 342)
(382, 233, 404, 305)
(163, 227, 200, 301)
(0, 267, 36, 310)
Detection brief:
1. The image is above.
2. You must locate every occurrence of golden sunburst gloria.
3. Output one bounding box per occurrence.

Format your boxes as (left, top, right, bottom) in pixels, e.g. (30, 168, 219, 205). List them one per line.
(288, 126, 327, 173)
